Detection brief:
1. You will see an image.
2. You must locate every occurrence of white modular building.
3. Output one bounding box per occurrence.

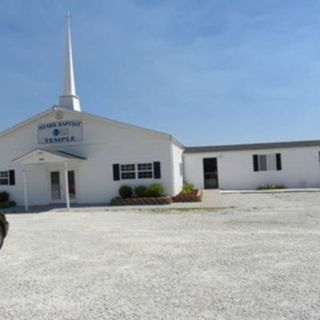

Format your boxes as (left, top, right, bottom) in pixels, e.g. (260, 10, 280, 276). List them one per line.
(1, 18, 320, 210)
(184, 142, 320, 190)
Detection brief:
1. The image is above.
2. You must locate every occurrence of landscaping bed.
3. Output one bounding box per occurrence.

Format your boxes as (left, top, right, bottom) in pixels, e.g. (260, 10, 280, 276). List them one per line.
(111, 183, 203, 206)
(172, 189, 203, 202)
(111, 196, 172, 206)
(0, 191, 16, 209)
(0, 202, 16, 209)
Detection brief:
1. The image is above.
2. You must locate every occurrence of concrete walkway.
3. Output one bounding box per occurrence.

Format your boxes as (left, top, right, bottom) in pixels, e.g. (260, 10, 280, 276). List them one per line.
(221, 188, 320, 194)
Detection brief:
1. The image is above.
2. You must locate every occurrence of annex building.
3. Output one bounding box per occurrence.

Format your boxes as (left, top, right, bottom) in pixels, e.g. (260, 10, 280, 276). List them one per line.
(1, 18, 320, 210)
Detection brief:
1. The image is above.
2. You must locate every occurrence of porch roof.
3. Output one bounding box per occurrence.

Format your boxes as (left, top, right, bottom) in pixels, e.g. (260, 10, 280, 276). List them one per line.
(12, 148, 86, 165)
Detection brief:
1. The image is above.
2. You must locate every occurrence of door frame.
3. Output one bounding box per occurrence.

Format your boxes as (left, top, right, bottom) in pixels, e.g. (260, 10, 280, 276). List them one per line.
(50, 170, 63, 203)
(47, 166, 78, 203)
(203, 157, 219, 189)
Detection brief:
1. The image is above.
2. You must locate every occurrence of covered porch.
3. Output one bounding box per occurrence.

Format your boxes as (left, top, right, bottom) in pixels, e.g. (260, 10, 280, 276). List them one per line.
(12, 148, 86, 211)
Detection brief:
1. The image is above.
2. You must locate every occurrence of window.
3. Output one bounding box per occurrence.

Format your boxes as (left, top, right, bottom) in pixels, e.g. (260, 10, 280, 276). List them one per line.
(120, 164, 136, 179)
(138, 163, 153, 179)
(253, 154, 281, 172)
(113, 162, 161, 181)
(0, 171, 9, 185)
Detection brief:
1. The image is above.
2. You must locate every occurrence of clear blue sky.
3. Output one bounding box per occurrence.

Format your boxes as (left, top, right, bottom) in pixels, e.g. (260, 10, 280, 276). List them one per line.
(1, 0, 320, 146)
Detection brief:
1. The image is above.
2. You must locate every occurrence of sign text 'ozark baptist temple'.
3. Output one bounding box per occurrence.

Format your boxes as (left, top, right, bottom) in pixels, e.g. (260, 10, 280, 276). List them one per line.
(38, 120, 83, 144)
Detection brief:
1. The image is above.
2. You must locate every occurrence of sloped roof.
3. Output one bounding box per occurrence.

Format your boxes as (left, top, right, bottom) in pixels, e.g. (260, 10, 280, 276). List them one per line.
(185, 140, 320, 153)
(0, 106, 185, 149)
(42, 149, 86, 160)
(12, 148, 86, 164)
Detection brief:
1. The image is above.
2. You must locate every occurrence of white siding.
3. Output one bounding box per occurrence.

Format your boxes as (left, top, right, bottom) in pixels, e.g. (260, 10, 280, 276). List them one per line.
(0, 109, 177, 205)
(184, 147, 320, 190)
(2, 108, 320, 206)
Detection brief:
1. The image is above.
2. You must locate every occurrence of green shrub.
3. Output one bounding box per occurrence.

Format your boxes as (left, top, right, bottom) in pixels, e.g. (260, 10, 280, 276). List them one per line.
(0, 191, 9, 203)
(257, 184, 285, 190)
(181, 183, 194, 194)
(8, 200, 16, 208)
(135, 185, 147, 197)
(146, 183, 164, 197)
(119, 185, 133, 198)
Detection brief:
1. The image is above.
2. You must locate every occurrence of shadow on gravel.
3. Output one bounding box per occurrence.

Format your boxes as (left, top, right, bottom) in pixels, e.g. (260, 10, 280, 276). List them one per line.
(2, 205, 66, 215)
(2, 203, 115, 215)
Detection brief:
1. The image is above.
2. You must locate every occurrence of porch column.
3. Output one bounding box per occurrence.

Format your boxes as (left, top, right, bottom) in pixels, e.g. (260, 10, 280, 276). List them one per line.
(64, 161, 70, 210)
(22, 166, 29, 212)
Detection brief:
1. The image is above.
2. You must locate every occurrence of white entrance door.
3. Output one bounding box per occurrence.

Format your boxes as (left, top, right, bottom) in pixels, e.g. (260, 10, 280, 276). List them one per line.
(50, 170, 76, 203)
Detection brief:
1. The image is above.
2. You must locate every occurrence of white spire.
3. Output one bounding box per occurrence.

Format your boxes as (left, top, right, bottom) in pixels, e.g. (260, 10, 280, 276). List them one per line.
(59, 13, 81, 112)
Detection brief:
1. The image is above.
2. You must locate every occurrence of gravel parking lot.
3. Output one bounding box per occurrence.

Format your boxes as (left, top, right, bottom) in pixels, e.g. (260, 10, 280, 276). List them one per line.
(0, 192, 319, 320)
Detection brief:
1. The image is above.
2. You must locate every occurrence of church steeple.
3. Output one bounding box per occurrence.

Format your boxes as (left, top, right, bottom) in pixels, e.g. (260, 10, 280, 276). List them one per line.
(59, 13, 81, 112)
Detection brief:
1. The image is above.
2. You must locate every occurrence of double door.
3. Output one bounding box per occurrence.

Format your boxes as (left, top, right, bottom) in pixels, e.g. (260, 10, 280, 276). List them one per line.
(50, 170, 76, 202)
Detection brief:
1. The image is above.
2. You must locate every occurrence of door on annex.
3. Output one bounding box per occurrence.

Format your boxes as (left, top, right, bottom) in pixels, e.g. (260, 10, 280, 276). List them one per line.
(203, 158, 219, 189)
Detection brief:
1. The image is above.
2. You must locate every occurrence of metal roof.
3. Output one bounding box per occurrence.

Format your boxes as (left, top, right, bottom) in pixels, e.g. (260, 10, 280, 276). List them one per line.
(12, 148, 86, 163)
(184, 140, 320, 153)
(44, 149, 87, 160)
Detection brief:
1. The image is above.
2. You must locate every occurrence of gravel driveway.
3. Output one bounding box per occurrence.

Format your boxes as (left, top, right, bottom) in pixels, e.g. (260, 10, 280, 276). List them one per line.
(0, 192, 319, 320)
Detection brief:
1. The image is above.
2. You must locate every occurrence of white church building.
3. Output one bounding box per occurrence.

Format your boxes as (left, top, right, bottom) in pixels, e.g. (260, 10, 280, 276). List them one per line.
(1, 17, 320, 210)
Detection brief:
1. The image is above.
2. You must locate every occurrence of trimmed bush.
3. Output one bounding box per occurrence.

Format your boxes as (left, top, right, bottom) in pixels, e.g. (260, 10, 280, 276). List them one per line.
(146, 183, 164, 197)
(119, 185, 133, 198)
(181, 183, 194, 194)
(0, 191, 9, 203)
(0, 200, 16, 209)
(135, 185, 147, 197)
(257, 184, 285, 190)
(8, 200, 16, 208)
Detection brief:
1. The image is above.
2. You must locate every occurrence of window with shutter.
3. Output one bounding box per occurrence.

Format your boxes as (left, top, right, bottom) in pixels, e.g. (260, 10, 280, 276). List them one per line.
(113, 164, 120, 181)
(153, 161, 161, 179)
(253, 154, 282, 172)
